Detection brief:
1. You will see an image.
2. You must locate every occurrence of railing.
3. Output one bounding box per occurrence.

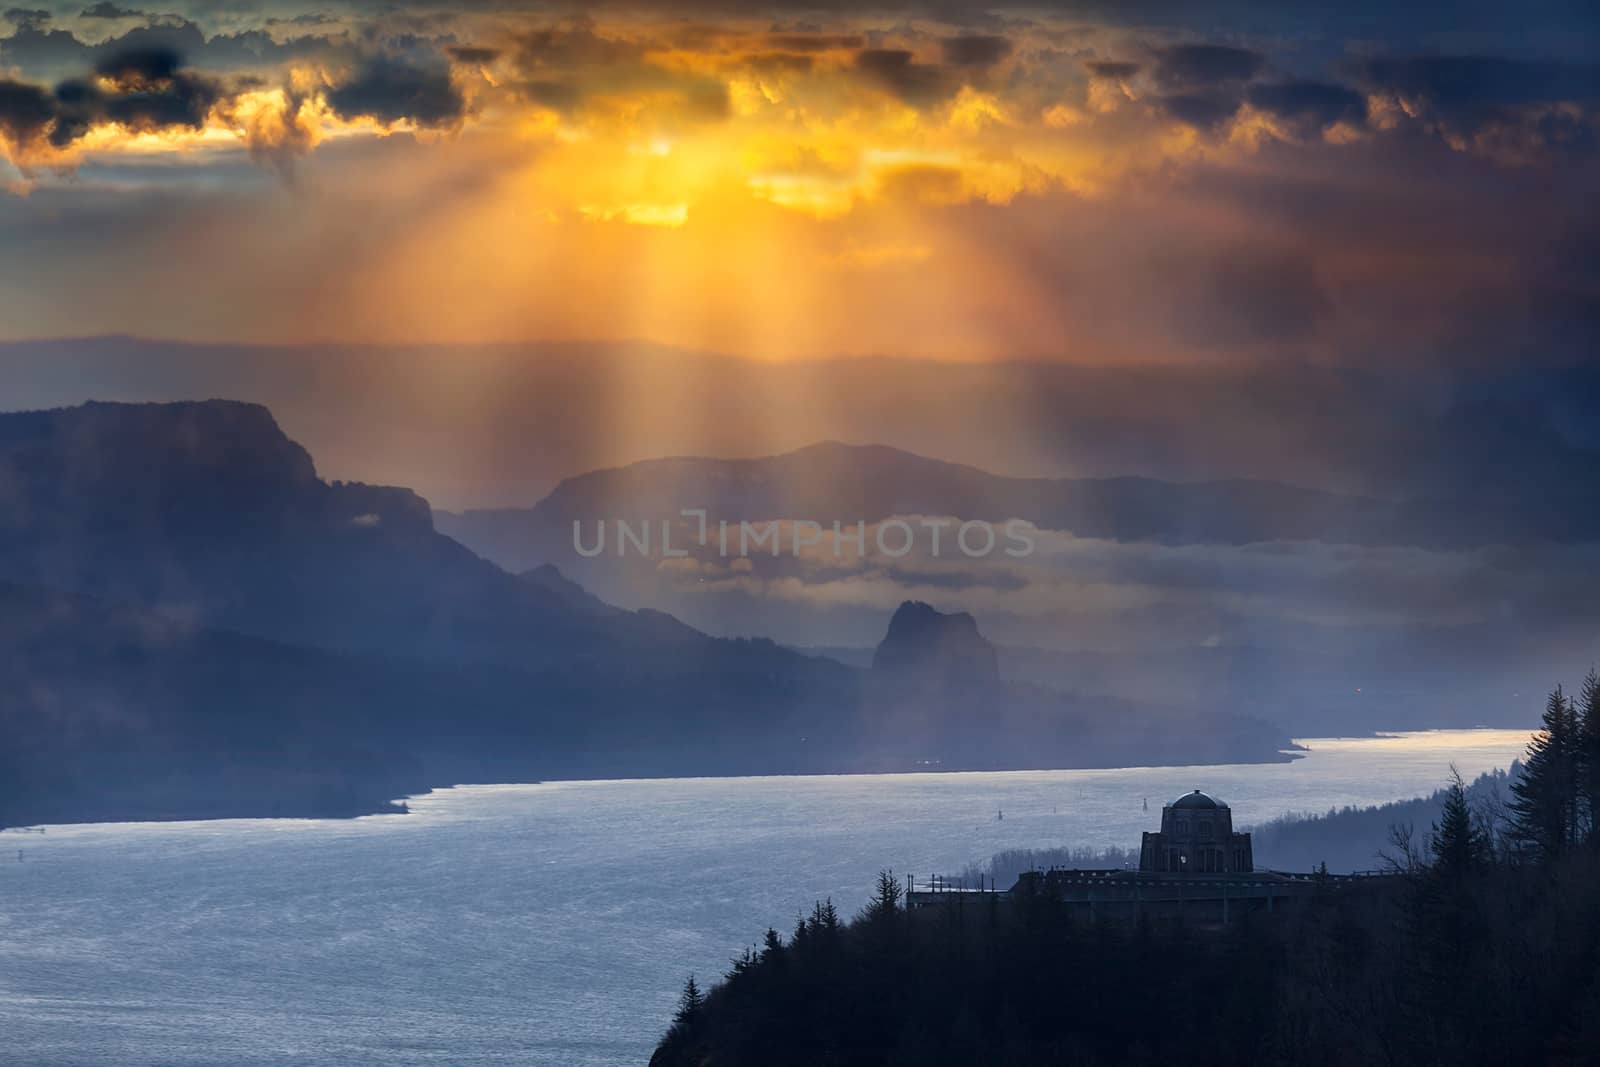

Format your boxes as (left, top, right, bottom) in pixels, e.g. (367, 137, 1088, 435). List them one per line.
(910, 874, 1005, 895)
(1260, 868, 1401, 881)
(910, 866, 1405, 903)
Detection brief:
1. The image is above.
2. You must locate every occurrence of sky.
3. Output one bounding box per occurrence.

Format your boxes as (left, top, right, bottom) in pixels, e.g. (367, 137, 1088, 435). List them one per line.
(0, 1, 1596, 729)
(1, 1, 1596, 363)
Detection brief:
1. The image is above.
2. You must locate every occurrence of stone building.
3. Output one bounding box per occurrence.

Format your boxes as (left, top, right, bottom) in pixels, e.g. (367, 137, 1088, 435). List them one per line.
(1139, 790, 1253, 874)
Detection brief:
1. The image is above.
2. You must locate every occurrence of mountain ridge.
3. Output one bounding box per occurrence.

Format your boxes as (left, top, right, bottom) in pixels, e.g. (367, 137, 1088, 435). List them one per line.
(432, 439, 1527, 577)
(0, 400, 1296, 824)
(9, 337, 1597, 513)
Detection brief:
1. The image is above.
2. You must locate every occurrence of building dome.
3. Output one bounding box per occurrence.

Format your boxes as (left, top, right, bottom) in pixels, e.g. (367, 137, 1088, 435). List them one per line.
(1171, 789, 1227, 810)
(1141, 790, 1253, 874)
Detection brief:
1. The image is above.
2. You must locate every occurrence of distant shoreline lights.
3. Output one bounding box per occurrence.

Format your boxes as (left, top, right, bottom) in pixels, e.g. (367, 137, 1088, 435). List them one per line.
(572, 513, 1037, 559)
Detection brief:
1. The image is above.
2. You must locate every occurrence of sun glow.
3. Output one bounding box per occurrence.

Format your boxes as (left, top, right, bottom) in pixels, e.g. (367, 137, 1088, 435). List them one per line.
(1, 8, 1572, 368)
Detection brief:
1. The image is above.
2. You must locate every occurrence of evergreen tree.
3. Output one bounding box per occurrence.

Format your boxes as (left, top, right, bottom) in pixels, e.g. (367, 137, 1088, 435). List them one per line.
(651, 730, 1600, 1067)
(673, 975, 703, 1025)
(811, 898, 840, 934)
(1430, 765, 1487, 877)
(1510, 687, 1579, 859)
(862, 869, 903, 922)
(1577, 669, 1600, 848)
(726, 946, 757, 979)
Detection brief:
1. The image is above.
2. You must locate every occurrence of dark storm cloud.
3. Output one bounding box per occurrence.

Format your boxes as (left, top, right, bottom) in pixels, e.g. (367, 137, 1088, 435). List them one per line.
(90, 47, 223, 132)
(80, 2, 147, 18)
(1354, 54, 1600, 158)
(1158, 91, 1241, 129)
(577, 0, 1592, 51)
(3, 7, 48, 29)
(1085, 59, 1138, 79)
(939, 33, 1011, 67)
(264, 13, 340, 28)
(1153, 43, 1264, 89)
(1356, 55, 1600, 111)
(853, 48, 952, 105)
(0, 16, 352, 80)
(1144, 45, 1296, 131)
(743, 51, 815, 75)
(0, 46, 223, 153)
(98, 45, 183, 81)
(1246, 80, 1366, 129)
(0, 76, 54, 146)
(445, 45, 500, 64)
(851, 35, 1013, 104)
(764, 32, 865, 52)
(325, 53, 465, 128)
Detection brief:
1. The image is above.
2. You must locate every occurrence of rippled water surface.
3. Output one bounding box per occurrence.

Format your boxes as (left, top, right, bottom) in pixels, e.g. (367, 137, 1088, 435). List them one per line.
(0, 729, 1530, 1066)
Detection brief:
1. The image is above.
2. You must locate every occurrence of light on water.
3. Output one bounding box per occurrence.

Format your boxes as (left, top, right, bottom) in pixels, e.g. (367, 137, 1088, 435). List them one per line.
(0, 730, 1530, 1066)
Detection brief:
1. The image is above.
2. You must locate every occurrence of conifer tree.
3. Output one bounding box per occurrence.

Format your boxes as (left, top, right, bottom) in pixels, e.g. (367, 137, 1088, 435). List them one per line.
(791, 914, 810, 952)
(1430, 765, 1487, 877)
(863, 869, 903, 922)
(673, 975, 703, 1025)
(1510, 687, 1578, 859)
(1577, 669, 1600, 848)
(811, 898, 840, 934)
(726, 946, 756, 979)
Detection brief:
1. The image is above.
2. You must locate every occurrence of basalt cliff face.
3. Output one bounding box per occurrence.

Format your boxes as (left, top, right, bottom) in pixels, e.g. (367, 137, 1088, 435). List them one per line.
(871, 601, 1001, 690)
(0, 401, 1292, 825)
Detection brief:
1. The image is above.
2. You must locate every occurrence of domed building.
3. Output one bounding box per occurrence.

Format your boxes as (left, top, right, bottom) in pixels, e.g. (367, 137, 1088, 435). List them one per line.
(1138, 790, 1253, 874)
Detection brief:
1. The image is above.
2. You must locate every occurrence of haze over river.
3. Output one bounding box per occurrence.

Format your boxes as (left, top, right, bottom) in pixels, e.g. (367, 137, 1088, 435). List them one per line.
(0, 730, 1530, 1066)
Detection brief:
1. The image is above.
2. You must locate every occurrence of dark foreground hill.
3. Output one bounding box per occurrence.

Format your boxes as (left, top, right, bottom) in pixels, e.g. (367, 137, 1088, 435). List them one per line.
(654, 700, 1600, 1065)
(0, 402, 1291, 825)
(650, 852, 1600, 1067)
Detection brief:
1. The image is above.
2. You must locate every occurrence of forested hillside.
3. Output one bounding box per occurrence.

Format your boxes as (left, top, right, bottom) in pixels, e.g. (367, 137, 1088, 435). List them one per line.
(653, 677, 1600, 1066)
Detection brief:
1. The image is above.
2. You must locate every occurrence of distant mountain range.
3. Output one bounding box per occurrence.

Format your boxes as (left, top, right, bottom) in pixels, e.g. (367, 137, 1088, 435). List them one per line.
(430, 441, 1589, 734)
(435, 440, 1590, 573)
(0, 401, 1293, 825)
(5, 337, 1597, 514)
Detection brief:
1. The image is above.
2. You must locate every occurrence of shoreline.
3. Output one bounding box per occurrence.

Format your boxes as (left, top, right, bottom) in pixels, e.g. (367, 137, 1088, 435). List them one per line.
(10, 728, 1541, 830)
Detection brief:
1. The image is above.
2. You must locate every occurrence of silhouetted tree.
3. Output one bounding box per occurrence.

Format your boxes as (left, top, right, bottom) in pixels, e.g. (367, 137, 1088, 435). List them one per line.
(1511, 687, 1579, 859)
(861, 869, 903, 922)
(674, 975, 703, 1025)
(1430, 765, 1489, 877)
(1577, 669, 1600, 848)
(1381, 820, 1425, 873)
(791, 913, 810, 953)
(652, 722, 1600, 1067)
(726, 946, 757, 979)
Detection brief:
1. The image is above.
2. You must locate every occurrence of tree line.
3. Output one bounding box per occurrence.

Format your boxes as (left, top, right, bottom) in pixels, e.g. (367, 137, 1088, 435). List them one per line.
(1507, 672, 1600, 860)
(650, 672, 1600, 1066)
